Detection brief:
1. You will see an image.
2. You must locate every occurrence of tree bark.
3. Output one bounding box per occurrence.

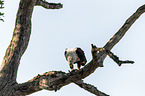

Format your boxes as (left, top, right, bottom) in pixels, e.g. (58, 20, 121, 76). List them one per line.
(0, 0, 36, 95)
(0, 0, 145, 96)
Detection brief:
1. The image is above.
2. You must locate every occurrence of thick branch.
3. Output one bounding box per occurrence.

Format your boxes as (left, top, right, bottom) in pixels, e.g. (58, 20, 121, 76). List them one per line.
(13, 71, 70, 95)
(104, 4, 145, 50)
(75, 80, 109, 96)
(13, 70, 109, 96)
(0, 0, 63, 82)
(98, 4, 145, 63)
(0, 0, 37, 82)
(35, 0, 63, 9)
(13, 81, 42, 95)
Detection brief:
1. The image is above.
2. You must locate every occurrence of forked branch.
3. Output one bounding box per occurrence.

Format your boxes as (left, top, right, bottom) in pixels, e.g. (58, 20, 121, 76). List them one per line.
(12, 45, 101, 95)
(94, 47, 134, 66)
(105, 50, 134, 66)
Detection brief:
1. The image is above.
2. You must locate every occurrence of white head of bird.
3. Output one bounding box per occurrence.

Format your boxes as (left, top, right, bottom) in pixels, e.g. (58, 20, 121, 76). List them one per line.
(64, 47, 87, 70)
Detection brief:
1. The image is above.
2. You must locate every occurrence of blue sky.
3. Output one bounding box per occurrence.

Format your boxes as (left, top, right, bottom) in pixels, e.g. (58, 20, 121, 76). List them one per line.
(0, 0, 145, 96)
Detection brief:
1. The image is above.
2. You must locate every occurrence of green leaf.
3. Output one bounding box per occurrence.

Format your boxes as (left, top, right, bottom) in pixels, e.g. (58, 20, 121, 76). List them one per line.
(0, 0, 4, 22)
(0, 18, 4, 22)
(0, 12, 4, 16)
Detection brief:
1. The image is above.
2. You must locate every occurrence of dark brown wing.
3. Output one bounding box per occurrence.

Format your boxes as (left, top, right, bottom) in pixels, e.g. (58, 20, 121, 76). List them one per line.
(76, 48, 87, 65)
(64, 49, 67, 60)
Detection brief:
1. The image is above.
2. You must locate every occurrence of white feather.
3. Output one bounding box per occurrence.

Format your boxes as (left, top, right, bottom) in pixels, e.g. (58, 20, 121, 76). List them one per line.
(65, 48, 78, 64)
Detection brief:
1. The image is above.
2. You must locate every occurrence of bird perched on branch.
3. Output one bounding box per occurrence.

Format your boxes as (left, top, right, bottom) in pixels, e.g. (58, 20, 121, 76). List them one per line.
(64, 47, 87, 70)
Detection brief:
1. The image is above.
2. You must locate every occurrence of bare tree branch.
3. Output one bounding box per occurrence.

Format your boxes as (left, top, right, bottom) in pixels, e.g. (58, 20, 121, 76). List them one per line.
(0, 0, 63, 82)
(13, 70, 109, 96)
(105, 49, 134, 66)
(12, 71, 68, 95)
(98, 4, 145, 64)
(0, 0, 63, 88)
(35, 0, 63, 9)
(75, 80, 109, 96)
(104, 4, 145, 50)
(94, 47, 134, 66)
(0, 0, 37, 82)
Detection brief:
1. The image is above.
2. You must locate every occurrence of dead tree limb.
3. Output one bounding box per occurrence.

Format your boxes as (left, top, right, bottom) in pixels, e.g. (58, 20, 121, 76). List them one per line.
(75, 80, 109, 96)
(94, 47, 134, 66)
(98, 4, 145, 65)
(35, 0, 63, 9)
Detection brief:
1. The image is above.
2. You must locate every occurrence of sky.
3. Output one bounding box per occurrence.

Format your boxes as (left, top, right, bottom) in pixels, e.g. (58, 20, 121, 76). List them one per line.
(0, 0, 145, 96)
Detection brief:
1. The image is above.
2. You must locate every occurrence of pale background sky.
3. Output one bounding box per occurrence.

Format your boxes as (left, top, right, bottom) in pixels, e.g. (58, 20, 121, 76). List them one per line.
(0, 0, 145, 96)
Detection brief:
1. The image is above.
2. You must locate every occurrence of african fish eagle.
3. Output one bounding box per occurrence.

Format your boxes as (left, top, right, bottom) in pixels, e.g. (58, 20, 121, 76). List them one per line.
(64, 47, 87, 70)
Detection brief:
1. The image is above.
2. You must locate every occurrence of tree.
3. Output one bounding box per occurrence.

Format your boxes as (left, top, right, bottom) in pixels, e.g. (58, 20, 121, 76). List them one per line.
(0, 0, 145, 96)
